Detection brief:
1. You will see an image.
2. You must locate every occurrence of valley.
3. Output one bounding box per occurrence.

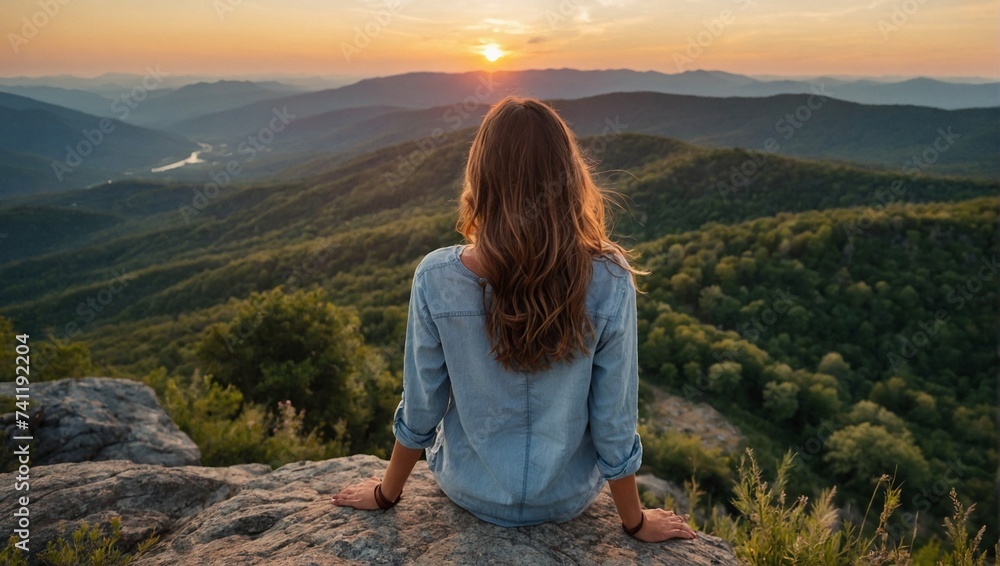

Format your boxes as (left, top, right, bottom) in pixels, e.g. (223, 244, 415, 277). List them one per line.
(0, 68, 996, 553)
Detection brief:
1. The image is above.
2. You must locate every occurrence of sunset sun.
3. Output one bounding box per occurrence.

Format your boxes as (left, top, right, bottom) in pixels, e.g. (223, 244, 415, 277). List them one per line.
(482, 44, 504, 63)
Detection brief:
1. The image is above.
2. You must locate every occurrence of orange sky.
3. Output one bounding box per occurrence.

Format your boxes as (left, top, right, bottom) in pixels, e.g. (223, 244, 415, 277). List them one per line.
(2, 0, 998, 79)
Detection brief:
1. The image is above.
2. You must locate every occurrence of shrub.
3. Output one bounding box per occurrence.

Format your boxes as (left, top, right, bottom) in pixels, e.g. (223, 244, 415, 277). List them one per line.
(709, 449, 911, 565)
(0, 515, 159, 566)
(638, 424, 733, 495)
(705, 449, 997, 565)
(149, 369, 346, 468)
(0, 536, 27, 566)
(937, 489, 992, 566)
(0, 316, 92, 381)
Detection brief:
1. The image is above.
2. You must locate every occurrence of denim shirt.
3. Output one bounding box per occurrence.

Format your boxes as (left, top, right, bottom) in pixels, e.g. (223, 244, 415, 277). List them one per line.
(392, 244, 642, 527)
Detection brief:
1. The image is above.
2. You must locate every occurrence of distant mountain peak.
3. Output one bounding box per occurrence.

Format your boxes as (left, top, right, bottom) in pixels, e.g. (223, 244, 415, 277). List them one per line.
(173, 80, 273, 94)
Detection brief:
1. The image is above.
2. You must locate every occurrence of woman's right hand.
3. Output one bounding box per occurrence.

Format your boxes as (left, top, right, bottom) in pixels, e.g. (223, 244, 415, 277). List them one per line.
(632, 509, 698, 542)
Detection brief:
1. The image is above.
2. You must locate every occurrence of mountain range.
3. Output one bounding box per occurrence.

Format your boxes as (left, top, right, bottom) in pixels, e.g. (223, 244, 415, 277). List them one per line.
(4, 69, 998, 113)
(0, 67, 996, 547)
(1, 68, 997, 198)
(207, 91, 997, 179)
(0, 92, 198, 194)
(0, 80, 302, 128)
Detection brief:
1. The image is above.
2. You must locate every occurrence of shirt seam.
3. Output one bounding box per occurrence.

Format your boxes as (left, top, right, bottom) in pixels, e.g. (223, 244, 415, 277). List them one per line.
(430, 311, 487, 320)
(417, 259, 459, 279)
(611, 274, 630, 326)
(598, 274, 630, 351)
(432, 309, 615, 321)
(412, 270, 439, 339)
(449, 244, 487, 284)
(520, 373, 531, 523)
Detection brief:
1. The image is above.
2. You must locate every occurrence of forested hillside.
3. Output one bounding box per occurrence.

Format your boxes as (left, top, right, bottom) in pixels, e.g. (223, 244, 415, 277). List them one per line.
(634, 197, 997, 532)
(0, 132, 995, 550)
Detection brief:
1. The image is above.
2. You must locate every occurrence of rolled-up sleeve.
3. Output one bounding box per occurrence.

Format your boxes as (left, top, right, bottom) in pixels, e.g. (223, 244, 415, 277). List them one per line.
(393, 269, 452, 450)
(588, 274, 643, 481)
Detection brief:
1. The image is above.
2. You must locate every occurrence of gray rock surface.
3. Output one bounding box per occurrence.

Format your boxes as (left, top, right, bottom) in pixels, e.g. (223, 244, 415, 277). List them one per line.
(0, 459, 268, 559)
(0, 377, 200, 467)
(0, 455, 739, 565)
(643, 384, 743, 453)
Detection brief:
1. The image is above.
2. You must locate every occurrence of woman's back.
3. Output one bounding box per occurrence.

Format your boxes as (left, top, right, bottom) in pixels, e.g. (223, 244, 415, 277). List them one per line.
(335, 95, 695, 544)
(393, 244, 641, 527)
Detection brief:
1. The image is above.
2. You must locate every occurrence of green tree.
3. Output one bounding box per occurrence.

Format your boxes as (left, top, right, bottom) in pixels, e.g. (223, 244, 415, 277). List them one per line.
(196, 288, 395, 451)
(824, 422, 931, 493)
(845, 400, 908, 435)
(0, 317, 93, 381)
(817, 352, 851, 380)
(708, 361, 742, 392)
(762, 380, 799, 421)
(34, 341, 93, 381)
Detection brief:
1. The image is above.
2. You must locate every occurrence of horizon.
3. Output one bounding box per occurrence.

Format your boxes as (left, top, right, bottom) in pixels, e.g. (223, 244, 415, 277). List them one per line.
(3, 0, 999, 79)
(2, 67, 998, 86)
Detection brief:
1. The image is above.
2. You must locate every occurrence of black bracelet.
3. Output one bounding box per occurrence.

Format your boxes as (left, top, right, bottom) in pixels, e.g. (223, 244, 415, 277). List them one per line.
(374, 482, 401, 510)
(622, 510, 645, 537)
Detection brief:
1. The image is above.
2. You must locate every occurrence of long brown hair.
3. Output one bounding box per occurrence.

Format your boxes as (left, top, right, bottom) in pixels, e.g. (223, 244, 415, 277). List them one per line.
(457, 95, 647, 372)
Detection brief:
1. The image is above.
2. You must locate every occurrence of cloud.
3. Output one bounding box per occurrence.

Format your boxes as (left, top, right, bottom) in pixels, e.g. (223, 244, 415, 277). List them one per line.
(465, 18, 532, 35)
(527, 36, 547, 44)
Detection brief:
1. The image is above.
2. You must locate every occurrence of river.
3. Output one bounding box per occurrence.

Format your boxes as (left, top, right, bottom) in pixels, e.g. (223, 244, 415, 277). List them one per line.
(151, 142, 213, 173)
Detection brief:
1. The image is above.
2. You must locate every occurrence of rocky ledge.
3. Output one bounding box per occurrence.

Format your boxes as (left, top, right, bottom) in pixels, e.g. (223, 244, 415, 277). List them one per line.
(0, 377, 200, 467)
(1, 455, 737, 565)
(0, 378, 738, 565)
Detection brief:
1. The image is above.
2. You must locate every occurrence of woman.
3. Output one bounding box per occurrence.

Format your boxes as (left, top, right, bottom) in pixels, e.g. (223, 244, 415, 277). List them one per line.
(332, 96, 696, 543)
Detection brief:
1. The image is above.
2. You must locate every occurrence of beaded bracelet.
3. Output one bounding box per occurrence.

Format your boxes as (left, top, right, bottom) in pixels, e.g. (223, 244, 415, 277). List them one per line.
(622, 510, 645, 537)
(374, 482, 401, 510)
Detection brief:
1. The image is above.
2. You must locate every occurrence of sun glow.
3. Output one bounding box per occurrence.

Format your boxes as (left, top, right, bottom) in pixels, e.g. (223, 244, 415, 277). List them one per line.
(482, 44, 504, 62)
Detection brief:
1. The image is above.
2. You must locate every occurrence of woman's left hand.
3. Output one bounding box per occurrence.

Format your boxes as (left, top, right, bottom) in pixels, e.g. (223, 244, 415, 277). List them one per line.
(331, 476, 383, 510)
